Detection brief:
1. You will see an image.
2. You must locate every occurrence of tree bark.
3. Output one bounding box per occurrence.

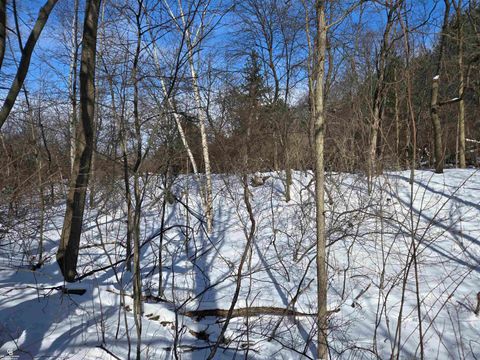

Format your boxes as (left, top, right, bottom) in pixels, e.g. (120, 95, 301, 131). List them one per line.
(131, 4, 143, 357)
(0, 0, 58, 130)
(0, 0, 6, 70)
(314, 1, 328, 358)
(394, 67, 401, 168)
(57, 0, 101, 282)
(69, 0, 79, 173)
(430, 0, 450, 174)
(187, 50, 214, 234)
(455, 0, 466, 168)
(431, 75, 443, 173)
(177, 8, 214, 232)
(167, 0, 214, 233)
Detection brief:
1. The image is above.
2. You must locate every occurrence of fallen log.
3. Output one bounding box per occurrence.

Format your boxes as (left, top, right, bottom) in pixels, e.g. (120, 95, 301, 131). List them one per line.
(107, 288, 341, 320)
(182, 306, 315, 319)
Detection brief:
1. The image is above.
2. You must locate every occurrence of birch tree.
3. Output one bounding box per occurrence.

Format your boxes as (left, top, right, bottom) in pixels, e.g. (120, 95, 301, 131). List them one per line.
(176, 0, 214, 233)
(160, 0, 214, 233)
(143, 11, 201, 178)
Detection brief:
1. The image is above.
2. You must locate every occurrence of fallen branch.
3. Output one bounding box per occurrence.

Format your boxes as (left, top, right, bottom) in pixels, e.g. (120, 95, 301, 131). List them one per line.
(0, 284, 86, 296)
(162, 344, 258, 354)
(107, 289, 341, 320)
(183, 306, 316, 319)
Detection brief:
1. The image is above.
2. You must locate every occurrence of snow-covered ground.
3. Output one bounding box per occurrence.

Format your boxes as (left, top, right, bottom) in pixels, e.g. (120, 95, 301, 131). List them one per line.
(1, 169, 479, 359)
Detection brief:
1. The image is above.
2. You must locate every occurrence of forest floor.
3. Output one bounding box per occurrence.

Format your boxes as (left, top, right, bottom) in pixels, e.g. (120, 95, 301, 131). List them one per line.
(1, 169, 479, 359)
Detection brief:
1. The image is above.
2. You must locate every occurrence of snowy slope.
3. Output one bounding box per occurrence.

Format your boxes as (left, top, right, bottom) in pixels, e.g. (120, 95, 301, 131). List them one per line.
(1, 169, 479, 359)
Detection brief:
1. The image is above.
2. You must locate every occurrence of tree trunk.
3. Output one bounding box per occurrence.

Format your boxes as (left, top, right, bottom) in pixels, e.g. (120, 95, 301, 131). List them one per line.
(122, 146, 134, 272)
(314, 1, 328, 358)
(0, 0, 6, 70)
(132, 5, 143, 356)
(157, 168, 169, 298)
(394, 68, 401, 169)
(89, 109, 98, 207)
(430, 0, 450, 174)
(431, 76, 444, 173)
(26, 96, 46, 266)
(132, 176, 143, 360)
(57, 0, 101, 282)
(0, 0, 59, 130)
(188, 55, 214, 234)
(34, 108, 46, 265)
(285, 148, 292, 202)
(69, 0, 79, 173)
(456, 0, 466, 168)
(281, 112, 292, 202)
(273, 136, 279, 171)
(175, 2, 214, 233)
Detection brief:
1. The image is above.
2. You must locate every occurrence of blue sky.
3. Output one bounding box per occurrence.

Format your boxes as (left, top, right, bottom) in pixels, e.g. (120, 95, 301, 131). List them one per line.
(1, 0, 449, 104)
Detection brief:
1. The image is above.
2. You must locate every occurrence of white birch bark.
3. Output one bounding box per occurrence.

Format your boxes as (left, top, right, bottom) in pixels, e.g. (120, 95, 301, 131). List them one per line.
(167, 0, 214, 233)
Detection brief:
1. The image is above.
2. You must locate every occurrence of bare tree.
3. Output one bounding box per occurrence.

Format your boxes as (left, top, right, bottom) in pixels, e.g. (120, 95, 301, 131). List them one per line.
(453, 0, 466, 168)
(163, 0, 214, 233)
(367, 1, 402, 193)
(10, 1, 49, 268)
(235, 0, 304, 201)
(130, 2, 144, 357)
(312, 0, 328, 358)
(0, 0, 6, 70)
(430, 0, 450, 174)
(144, 11, 201, 178)
(0, 0, 59, 130)
(180, 1, 214, 233)
(68, 0, 80, 172)
(57, 0, 102, 282)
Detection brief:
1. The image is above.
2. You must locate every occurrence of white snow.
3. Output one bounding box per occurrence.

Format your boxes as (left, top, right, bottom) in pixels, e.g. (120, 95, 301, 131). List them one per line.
(1, 169, 480, 359)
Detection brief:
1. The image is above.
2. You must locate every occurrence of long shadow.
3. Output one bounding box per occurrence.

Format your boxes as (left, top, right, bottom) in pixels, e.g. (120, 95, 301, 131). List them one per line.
(137, 177, 237, 357)
(389, 173, 480, 212)
(253, 177, 318, 358)
(253, 241, 289, 306)
(383, 182, 480, 272)
(0, 265, 104, 359)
